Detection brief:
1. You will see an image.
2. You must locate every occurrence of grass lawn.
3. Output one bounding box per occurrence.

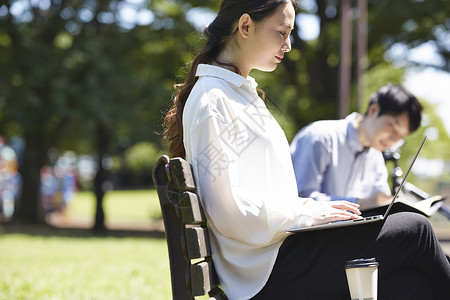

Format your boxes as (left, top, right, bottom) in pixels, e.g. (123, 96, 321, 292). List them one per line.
(66, 189, 162, 223)
(3, 189, 448, 299)
(0, 189, 173, 300)
(0, 231, 171, 299)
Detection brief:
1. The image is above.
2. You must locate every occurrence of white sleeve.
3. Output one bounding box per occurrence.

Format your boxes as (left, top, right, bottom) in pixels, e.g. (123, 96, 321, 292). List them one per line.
(188, 115, 312, 246)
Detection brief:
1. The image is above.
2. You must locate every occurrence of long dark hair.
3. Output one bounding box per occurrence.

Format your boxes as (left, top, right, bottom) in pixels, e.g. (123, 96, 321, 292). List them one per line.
(163, 0, 299, 158)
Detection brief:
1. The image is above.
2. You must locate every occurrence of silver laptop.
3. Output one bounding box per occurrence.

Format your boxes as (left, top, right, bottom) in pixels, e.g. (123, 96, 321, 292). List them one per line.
(289, 135, 427, 233)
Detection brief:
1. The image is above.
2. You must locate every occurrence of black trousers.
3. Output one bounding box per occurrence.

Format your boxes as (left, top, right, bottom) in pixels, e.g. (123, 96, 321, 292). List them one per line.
(252, 212, 450, 300)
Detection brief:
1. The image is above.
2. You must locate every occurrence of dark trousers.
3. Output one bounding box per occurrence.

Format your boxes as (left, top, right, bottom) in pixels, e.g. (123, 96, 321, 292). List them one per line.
(252, 212, 450, 300)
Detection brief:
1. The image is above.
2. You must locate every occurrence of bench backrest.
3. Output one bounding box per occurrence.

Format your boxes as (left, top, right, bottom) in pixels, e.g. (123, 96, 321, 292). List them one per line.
(152, 155, 227, 300)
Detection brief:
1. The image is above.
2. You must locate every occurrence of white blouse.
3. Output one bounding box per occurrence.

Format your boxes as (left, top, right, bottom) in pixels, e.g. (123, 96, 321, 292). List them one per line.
(183, 64, 313, 300)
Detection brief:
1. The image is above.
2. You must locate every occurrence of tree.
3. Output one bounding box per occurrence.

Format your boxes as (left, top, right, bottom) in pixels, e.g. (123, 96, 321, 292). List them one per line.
(1, 0, 448, 226)
(274, 0, 450, 132)
(0, 0, 75, 223)
(0, 0, 197, 227)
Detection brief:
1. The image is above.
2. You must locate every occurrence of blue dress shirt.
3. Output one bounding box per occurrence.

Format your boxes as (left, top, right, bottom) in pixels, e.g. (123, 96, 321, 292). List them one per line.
(290, 113, 391, 203)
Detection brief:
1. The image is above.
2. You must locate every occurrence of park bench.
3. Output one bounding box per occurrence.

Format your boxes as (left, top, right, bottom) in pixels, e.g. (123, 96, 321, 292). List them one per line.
(152, 155, 228, 300)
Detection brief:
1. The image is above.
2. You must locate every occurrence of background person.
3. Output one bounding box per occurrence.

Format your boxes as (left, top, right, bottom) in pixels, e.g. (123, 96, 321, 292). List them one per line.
(290, 84, 423, 211)
(0, 135, 21, 222)
(163, 1, 450, 299)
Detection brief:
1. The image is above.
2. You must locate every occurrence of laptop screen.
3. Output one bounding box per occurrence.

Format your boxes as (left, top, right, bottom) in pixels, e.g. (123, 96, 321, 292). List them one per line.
(382, 135, 427, 218)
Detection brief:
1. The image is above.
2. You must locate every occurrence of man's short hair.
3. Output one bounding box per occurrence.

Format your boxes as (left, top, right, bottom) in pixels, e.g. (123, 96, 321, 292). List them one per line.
(366, 83, 423, 133)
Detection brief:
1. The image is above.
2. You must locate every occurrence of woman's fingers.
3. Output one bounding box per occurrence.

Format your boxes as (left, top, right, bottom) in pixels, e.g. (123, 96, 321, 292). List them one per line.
(311, 205, 362, 226)
(329, 201, 361, 215)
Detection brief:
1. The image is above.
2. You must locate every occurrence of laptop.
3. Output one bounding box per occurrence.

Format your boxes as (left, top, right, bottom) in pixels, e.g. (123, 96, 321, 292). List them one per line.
(289, 135, 427, 233)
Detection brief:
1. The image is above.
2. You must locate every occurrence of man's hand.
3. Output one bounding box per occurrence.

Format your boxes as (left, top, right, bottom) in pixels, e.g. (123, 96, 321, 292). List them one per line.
(304, 200, 362, 226)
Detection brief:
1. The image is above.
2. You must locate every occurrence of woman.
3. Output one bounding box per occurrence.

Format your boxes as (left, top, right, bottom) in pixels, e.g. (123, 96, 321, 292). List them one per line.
(163, 1, 450, 299)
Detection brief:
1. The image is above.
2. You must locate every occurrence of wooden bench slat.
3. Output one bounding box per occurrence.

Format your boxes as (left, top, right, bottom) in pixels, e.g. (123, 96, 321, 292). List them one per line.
(185, 226, 211, 259)
(178, 191, 206, 225)
(170, 158, 196, 192)
(190, 260, 219, 296)
(208, 287, 228, 300)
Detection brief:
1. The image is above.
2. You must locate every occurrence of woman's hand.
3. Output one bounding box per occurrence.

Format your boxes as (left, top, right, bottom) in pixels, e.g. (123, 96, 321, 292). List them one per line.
(304, 200, 362, 226)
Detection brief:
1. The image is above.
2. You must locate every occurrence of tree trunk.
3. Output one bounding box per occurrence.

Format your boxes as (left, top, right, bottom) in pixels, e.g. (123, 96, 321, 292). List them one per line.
(93, 164, 106, 231)
(15, 129, 47, 224)
(93, 123, 109, 231)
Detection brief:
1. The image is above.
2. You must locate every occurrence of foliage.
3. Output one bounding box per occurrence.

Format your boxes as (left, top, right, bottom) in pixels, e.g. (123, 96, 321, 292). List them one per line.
(0, 0, 449, 224)
(404, 100, 450, 160)
(368, 0, 450, 72)
(0, 0, 196, 223)
(267, 0, 450, 133)
(124, 142, 164, 175)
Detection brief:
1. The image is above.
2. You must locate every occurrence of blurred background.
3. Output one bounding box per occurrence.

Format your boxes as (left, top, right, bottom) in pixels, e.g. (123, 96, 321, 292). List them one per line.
(0, 0, 449, 228)
(0, 0, 449, 298)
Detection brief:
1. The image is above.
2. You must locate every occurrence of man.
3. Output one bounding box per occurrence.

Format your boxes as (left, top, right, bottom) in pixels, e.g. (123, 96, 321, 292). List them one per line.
(290, 84, 423, 211)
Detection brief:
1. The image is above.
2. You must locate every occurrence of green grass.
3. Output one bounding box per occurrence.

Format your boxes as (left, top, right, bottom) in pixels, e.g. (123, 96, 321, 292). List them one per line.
(67, 189, 162, 222)
(0, 189, 172, 299)
(0, 232, 171, 300)
(6, 189, 445, 299)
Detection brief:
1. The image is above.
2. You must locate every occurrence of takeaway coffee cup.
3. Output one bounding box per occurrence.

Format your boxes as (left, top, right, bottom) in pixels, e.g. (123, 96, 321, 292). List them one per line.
(345, 258, 379, 300)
